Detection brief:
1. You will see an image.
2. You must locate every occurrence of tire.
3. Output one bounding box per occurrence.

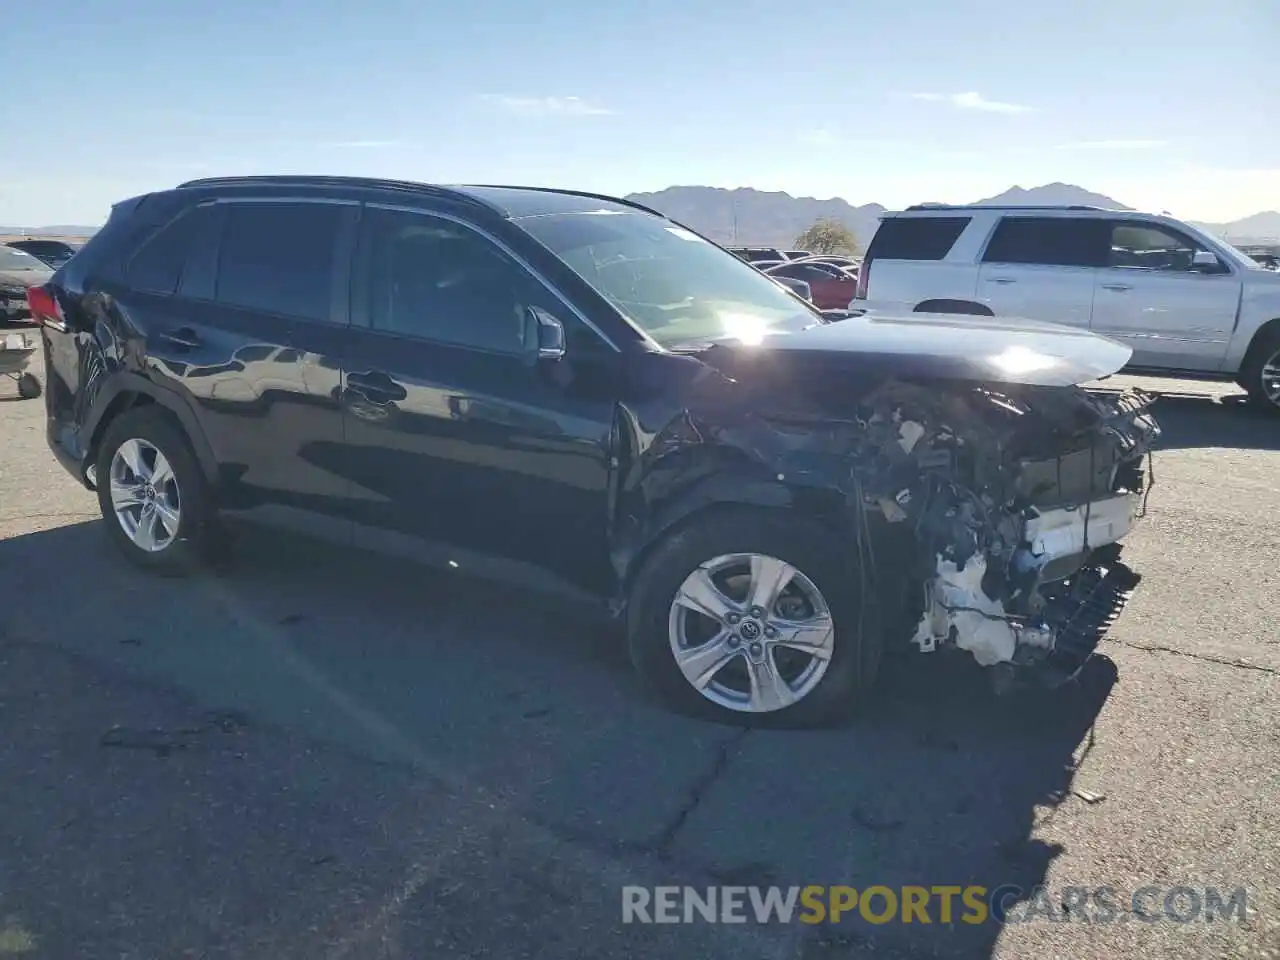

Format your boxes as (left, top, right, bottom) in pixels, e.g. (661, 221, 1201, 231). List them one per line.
(17, 372, 41, 399)
(94, 407, 215, 575)
(627, 507, 881, 727)
(1239, 326, 1280, 414)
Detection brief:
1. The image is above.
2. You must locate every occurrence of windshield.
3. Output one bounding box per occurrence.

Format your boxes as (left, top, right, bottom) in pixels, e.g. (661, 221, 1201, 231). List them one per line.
(0, 247, 48, 271)
(518, 210, 820, 347)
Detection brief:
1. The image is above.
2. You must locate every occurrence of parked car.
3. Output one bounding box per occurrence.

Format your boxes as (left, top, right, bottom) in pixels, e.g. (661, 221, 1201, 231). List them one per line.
(764, 260, 857, 310)
(783, 249, 813, 260)
(854, 203, 1280, 411)
(0, 246, 53, 322)
(33, 176, 1158, 725)
(798, 254, 861, 274)
(6, 238, 82, 269)
(769, 275, 812, 301)
(726, 246, 786, 264)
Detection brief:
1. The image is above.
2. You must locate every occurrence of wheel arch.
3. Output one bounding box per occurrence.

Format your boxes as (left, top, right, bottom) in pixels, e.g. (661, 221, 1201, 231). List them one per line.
(1238, 317, 1280, 378)
(84, 375, 218, 486)
(615, 466, 855, 603)
(913, 298, 996, 317)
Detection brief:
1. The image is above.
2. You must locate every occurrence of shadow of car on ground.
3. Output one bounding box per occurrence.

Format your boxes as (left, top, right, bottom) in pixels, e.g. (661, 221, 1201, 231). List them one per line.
(0, 514, 1119, 958)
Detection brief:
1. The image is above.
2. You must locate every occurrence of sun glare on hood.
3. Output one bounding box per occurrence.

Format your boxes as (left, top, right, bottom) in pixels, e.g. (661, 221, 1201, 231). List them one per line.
(988, 345, 1057, 376)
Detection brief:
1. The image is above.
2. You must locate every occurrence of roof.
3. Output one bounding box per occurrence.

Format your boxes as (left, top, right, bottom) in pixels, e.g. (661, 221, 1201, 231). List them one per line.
(901, 203, 1115, 213)
(175, 176, 664, 221)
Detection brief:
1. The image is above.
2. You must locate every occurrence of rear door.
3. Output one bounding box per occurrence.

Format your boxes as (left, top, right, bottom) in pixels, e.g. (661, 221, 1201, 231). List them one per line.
(339, 204, 620, 596)
(976, 216, 1107, 328)
(1090, 220, 1241, 370)
(151, 198, 356, 537)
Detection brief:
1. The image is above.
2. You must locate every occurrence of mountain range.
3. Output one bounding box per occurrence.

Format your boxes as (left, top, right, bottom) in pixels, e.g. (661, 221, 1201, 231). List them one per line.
(624, 182, 1280, 249)
(5, 183, 1278, 248)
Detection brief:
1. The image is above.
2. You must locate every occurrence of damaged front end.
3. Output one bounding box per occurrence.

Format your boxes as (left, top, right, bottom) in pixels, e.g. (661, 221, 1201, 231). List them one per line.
(851, 381, 1159, 687)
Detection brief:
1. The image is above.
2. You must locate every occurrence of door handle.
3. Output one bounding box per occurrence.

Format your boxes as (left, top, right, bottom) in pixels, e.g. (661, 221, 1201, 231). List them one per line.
(986, 276, 1017, 284)
(347, 370, 407, 403)
(158, 327, 201, 350)
(1100, 283, 1133, 292)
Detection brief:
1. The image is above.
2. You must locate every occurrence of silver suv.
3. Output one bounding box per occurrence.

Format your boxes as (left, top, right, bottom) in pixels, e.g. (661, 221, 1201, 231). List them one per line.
(853, 204, 1280, 411)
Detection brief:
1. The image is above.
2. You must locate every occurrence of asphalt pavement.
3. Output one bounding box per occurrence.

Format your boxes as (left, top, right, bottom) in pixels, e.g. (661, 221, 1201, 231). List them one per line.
(1, 351, 1277, 959)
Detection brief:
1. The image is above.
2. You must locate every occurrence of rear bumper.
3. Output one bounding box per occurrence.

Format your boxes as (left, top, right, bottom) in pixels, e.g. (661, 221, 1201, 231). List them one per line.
(46, 417, 93, 490)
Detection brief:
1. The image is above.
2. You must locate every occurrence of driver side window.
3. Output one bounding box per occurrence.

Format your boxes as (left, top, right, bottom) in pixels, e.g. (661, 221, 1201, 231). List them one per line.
(364, 209, 551, 354)
(1108, 223, 1224, 274)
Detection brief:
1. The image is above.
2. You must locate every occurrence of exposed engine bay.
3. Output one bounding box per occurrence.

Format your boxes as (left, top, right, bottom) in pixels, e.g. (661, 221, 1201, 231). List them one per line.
(839, 379, 1158, 685)
(664, 344, 1162, 687)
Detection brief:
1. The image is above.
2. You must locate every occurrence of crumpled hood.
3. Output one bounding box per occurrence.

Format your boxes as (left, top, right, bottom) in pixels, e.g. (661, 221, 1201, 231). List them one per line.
(0, 267, 53, 289)
(704, 311, 1133, 387)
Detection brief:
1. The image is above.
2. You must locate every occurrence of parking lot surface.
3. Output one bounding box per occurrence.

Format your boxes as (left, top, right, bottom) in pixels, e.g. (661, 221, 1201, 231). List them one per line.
(1, 350, 1277, 959)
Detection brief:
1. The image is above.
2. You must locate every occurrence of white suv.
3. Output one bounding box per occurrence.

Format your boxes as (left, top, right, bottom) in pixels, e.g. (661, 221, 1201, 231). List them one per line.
(853, 204, 1280, 411)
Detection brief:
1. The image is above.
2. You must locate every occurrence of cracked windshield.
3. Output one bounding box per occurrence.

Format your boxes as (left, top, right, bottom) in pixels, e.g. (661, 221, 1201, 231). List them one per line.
(1, 2, 1276, 958)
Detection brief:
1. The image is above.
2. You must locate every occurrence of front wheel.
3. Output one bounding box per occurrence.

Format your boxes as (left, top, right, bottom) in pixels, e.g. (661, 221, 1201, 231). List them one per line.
(627, 508, 880, 727)
(1240, 328, 1280, 414)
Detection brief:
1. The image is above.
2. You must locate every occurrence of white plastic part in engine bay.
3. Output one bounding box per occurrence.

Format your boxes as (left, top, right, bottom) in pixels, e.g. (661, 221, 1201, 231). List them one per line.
(1018, 494, 1137, 569)
(910, 493, 1138, 666)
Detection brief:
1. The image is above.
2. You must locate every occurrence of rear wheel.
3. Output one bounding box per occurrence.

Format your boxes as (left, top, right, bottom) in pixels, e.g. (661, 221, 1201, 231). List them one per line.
(627, 508, 880, 727)
(95, 407, 214, 574)
(1240, 327, 1280, 414)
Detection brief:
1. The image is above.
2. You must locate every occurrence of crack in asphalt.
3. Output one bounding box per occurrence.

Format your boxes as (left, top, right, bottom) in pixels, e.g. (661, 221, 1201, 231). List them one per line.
(1104, 637, 1279, 674)
(650, 727, 752, 858)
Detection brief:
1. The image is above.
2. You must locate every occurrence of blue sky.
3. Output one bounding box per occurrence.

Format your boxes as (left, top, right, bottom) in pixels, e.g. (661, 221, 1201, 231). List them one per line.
(2, 0, 1275, 226)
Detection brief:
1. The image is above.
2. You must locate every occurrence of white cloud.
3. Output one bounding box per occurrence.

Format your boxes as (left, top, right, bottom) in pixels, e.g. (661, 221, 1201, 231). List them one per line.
(479, 94, 614, 117)
(1056, 139, 1168, 150)
(800, 127, 839, 147)
(908, 91, 1033, 114)
(325, 140, 403, 149)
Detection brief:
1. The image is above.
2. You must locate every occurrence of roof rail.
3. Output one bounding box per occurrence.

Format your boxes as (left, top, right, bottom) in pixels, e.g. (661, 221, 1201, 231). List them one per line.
(462, 184, 670, 219)
(175, 175, 498, 211)
(903, 202, 1111, 212)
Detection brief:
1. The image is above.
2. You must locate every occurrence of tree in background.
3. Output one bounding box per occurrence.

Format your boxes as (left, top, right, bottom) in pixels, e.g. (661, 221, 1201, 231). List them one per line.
(794, 218, 860, 255)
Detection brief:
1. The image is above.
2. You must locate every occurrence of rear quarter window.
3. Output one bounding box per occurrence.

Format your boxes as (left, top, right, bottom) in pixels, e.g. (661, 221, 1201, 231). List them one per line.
(127, 206, 215, 295)
(866, 217, 970, 260)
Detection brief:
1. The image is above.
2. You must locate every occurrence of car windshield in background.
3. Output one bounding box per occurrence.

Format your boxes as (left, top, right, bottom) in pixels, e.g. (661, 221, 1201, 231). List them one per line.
(0, 248, 47, 271)
(519, 210, 819, 347)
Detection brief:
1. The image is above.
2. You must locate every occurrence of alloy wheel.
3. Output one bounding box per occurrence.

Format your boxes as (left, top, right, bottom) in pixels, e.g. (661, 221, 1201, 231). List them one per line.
(109, 438, 182, 553)
(1261, 349, 1280, 406)
(667, 553, 835, 713)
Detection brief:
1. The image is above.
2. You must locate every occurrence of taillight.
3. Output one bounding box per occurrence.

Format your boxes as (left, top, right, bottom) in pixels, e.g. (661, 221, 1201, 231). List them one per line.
(854, 260, 870, 300)
(27, 286, 66, 330)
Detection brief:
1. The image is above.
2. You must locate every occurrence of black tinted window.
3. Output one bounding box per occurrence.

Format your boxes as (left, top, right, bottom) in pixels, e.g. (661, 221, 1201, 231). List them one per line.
(982, 217, 1107, 267)
(216, 202, 343, 322)
(365, 209, 545, 354)
(866, 217, 969, 260)
(1107, 223, 1218, 272)
(128, 206, 212, 295)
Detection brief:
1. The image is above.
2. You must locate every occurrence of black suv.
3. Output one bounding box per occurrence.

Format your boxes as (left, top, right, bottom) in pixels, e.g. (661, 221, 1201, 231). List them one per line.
(33, 176, 1158, 726)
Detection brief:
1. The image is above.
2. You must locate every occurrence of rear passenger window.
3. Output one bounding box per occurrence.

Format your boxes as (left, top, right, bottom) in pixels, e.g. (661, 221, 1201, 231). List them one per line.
(982, 217, 1108, 268)
(866, 217, 969, 260)
(127, 206, 213, 295)
(215, 202, 344, 322)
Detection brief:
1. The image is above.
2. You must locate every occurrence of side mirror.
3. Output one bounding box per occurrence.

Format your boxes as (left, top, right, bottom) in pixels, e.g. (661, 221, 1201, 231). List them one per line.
(523, 306, 566, 364)
(1192, 250, 1222, 272)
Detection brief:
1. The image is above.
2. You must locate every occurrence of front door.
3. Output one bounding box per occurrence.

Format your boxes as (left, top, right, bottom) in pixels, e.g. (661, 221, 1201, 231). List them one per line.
(1090, 220, 1242, 371)
(339, 205, 619, 597)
